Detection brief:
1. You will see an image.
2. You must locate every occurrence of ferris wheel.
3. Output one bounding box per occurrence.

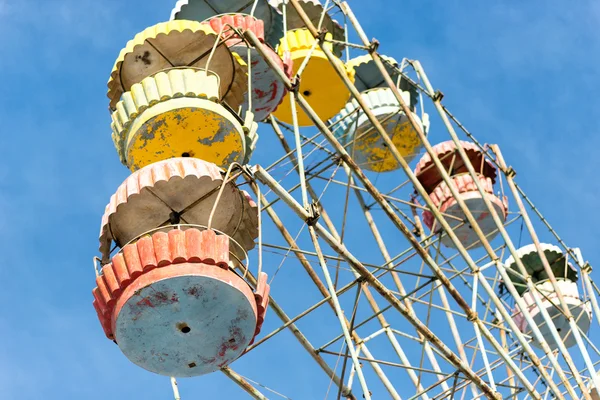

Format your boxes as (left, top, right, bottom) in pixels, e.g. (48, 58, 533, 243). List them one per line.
(90, 0, 600, 398)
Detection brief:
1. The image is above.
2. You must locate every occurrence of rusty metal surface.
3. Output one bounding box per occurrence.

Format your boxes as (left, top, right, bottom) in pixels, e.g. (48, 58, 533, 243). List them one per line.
(98, 158, 258, 262)
(94, 228, 233, 337)
(110, 68, 246, 170)
(124, 98, 246, 171)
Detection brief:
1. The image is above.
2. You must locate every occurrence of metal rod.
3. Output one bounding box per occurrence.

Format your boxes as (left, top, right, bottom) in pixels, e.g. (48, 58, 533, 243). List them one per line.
(243, 265, 355, 398)
(247, 24, 548, 399)
(221, 367, 269, 400)
(245, 21, 561, 399)
(308, 226, 372, 399)
(492, 144, 600, 393)
(330, 3, 578, 397)
(271, 114, 430, 398)
(252, 182, 401, 399)
(300, 5, 564, 395)
(407, 57, 585, 399)
(170, 377, 181, 400)
(253, 165, 498, 399)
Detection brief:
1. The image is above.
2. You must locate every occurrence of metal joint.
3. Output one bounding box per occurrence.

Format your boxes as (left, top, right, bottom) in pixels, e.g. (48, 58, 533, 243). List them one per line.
(467, 310, 478, 322)
(290, 75, 301, 94)
(368, 39, 379, 53)
(432, 90, 444, 102)
(316, 29, 328, 42)
(306, 201, 321, 226)
(504, 166, 517, 178)
(583, 262, 593, 273)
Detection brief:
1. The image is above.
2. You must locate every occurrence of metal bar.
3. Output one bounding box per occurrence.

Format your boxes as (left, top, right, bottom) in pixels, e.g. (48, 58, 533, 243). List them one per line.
(253, 183, 401, 399)
(245, 24, 542, 400)
(492, 144, 600, 392)
(170, 377, 181, 400)
(243, 268, 354, 398)
(272, 113, 434, 398)
(221, 367, 269, 400)
(253, 165, 498, 399)
(408, 59, 586, 399)
(328, 3, 578, 397)
(264, 5, 558, 398)
(308, 226, 372, 399)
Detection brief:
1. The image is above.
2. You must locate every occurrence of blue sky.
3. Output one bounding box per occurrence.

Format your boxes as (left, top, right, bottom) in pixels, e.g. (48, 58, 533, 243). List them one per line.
(0, 0, 598, 398)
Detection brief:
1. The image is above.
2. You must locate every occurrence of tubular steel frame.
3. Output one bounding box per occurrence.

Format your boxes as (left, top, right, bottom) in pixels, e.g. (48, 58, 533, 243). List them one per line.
(110, 1, 600, 399)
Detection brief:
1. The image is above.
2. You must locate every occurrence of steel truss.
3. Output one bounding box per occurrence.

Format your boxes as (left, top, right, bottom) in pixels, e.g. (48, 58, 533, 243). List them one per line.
(152, 1, 600, 399)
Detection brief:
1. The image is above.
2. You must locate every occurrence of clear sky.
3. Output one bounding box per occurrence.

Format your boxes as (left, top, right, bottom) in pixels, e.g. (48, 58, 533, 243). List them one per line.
(0, 0, 598, 398)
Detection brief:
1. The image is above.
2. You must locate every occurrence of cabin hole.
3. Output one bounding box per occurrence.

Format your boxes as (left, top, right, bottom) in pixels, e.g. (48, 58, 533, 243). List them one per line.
(303, 90, 311, 97)
(228, 338, 236, 344)
(557, 328, 562, 332)
(177, 322, 191, 334)
(188, 362, 197, 368)
(181, 152, 191, 157)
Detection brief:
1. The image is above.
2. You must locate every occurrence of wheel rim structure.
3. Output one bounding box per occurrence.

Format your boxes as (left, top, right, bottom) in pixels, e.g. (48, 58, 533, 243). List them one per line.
(89, 1, 600, 399)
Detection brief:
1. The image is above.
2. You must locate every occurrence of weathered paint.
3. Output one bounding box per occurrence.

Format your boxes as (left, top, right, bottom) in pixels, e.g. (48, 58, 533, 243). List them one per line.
(234, 45, 290, 121)
(170, 0, 284, 48)
(95, 228, 238, 332)
(107, 20, 246, 111)
(422, 173, 507, 249)
(98, 158, 258, 263)
(414, 140, 498, 193)
(272, 28, 354, 126)
(114, 263, 257, 377)
(513, 280, 592, 350)
(504, 243, 580, 295)
(92, 228, 270, 377)
(207, 14, 266, 46)
(333, 88, 426, 172)
(269, 0, 345, 57)
(111, 69, 221, 162)
(425, 190, 507, 249)
(125, 98, 245, 171)
(204, 14, 292, 121)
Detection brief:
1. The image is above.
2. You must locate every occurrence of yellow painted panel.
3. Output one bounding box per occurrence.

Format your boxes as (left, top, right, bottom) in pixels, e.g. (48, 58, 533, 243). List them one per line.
(125, 98, 244, 171)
